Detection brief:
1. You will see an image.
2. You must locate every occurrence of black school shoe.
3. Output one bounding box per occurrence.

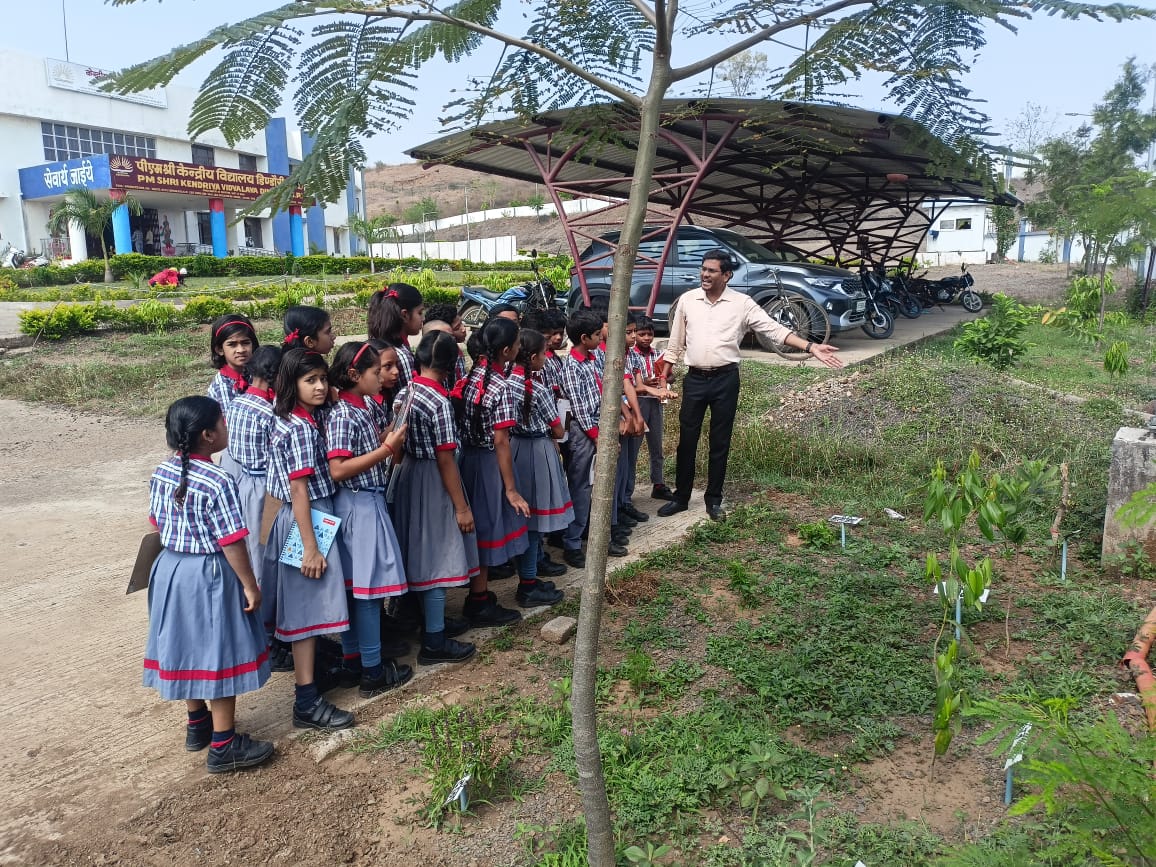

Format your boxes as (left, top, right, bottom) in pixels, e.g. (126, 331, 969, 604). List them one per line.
(657, 500, 689, 517)
(617, 513, 638, 529)
(538, 551, 566, 577)
(185, 720, 212, 752)
(608, 540, 628, 557)
(651, 484, 677, 501)
(516, 581, 565, 608)
(359, 659, 414, 698)
(463, 591, 522, 627)
(563, 548, 586, 569)
(206, 733, 275, 774)
(488, 561, 517, 580)
(269, 639, 295, 672)
(621, 504, 649, 522)
(544, 531, 565, 549)
(292, 696, 356, 731)
(418, 637, 477, 665)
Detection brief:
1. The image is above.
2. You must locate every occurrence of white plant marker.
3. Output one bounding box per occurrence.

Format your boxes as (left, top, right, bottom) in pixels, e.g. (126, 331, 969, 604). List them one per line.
(1004, 724, 1031, 805)
(443, 771, 472, 812)
(828, 515, 863, 549)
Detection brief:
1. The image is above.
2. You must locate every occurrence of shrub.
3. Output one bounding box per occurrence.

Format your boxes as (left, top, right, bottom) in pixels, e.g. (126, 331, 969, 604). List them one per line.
(18, 305, 98, 339)
(182, 295, 237, 322)
(125, 300, 182, 332)
(954, 293, 1031, 371)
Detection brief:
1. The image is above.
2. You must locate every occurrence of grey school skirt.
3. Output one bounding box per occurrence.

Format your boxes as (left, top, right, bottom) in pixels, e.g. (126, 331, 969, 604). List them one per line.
(392, 458, 478, 590)
(233, 467, 267, 575)
(262, 496, 350, 642)
(459, 445, 529, 566)
(333, 487, 408, 599)
(143, 549, 270, 701)
(512, 434, 574, 534)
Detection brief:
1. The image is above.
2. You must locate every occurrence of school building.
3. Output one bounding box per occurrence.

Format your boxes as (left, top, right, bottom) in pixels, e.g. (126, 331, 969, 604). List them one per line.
(0, 50, 365, 263)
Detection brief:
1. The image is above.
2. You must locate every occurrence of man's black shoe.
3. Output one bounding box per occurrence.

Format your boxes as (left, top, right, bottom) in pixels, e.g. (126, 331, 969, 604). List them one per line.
(651, 484, 677, 501)
(563, 548, 586, 569)
(418, 637, 476, 665)
(608, 540, 628, 557)
(621, 504, 649, 522)
(537, 557, 566, 577)
(706, 503, 727, 522)
(617, 514, 638, 529)
(463, 591, 522, 627)
(657, 500, 689, 517)
(206, 733, 275, 774)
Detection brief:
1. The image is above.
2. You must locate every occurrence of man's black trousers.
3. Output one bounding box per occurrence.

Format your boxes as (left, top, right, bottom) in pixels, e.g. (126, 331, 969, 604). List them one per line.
(673, 365, 740, 507)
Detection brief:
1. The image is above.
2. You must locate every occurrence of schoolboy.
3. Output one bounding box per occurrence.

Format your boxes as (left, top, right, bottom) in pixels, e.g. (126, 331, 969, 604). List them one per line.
(629, 314, 677, 500)
(559, 309, 626, 567)
(613, 316, 649, 541)
(423, 303, 468, 383)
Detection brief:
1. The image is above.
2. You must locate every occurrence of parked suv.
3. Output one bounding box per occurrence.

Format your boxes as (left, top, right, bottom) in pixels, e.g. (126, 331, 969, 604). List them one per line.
(568, 226, 867, 335)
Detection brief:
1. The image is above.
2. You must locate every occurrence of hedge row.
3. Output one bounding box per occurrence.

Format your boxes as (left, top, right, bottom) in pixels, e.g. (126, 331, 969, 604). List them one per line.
(17, 280, 466, 340)
(8, 252, 573, 287)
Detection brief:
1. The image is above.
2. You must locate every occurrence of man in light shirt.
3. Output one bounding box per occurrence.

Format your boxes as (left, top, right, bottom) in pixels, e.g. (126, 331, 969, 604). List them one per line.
(657, 248, 842, 521)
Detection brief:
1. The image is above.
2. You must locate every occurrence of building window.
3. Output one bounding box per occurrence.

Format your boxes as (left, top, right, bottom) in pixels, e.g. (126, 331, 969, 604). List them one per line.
(239, 154, 258, 172)
(243, 218, 263, 249)
(332, 228, 341, 255)
(41, 122, 156, 162)
(197, 212, 213, 246)
(939, 219, 956, 230)
(191, 144, 215, 167)
(956, 218, 973, 230)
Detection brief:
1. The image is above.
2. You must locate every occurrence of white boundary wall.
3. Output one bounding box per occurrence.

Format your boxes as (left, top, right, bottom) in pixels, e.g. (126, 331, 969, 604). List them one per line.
(370, 235, 521, 263)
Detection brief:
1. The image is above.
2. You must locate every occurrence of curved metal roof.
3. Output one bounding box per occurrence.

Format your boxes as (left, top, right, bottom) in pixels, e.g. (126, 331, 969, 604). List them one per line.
(408, 99, 1014, 266)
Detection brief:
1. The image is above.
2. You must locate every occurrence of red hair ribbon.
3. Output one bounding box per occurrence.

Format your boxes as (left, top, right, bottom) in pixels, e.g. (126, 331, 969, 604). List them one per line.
(378, 287, 399, 300)
(214, 319, 253, 339)
(449, 377, 468, 401)
(351, 342, 374, 366)
(283, 328, 300, 345)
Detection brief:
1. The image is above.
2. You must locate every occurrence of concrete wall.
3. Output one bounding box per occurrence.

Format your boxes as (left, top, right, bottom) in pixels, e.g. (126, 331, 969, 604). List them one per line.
(370, 235, 523, 263)
(1102, 427, 1156, 564)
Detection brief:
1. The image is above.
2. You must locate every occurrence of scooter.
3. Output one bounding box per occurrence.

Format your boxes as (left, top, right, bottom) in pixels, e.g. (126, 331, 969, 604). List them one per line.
(0, 242, 49, 269)
(457, 249, 561, 327)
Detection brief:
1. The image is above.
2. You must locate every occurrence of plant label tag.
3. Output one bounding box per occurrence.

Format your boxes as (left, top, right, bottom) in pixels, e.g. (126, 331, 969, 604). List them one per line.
(1003, 723, 1032, 771)
(828, 515, 863, 525)
(884, 508, 906, 520)
(443, 772, 472, 811)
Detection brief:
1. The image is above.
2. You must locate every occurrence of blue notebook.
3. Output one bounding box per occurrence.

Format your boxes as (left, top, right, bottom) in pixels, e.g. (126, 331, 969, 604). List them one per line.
(278, 509, 341, 567)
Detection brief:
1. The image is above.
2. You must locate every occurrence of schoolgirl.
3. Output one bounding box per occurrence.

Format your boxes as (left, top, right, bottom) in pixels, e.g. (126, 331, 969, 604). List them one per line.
(325, 340, 414, 697)
(264, 348, 355, 731)
(454, 317, 529, 628)
(282, 305, 337, 355)
(367, 283, 424, 390)
(391, 331, 479, 664)
(508, 328, 570, 607)
(207, 314, 258, 412)
(144, 396, 274, 774)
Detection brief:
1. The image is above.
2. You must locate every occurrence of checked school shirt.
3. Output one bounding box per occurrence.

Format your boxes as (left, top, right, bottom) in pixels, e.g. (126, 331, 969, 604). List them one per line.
(540, 350, 564, 401)
(208, 367, 247, 412)
(561, 347, 603, 439)
(149, 455, 249, 553)
(508, 365, 562, 436)
(457, 361, 518, 449)
(325, 393, 388, 490)
(224, 388, 275, 473)
(396, 376, 459, 460)
(265, 406, 336, 501)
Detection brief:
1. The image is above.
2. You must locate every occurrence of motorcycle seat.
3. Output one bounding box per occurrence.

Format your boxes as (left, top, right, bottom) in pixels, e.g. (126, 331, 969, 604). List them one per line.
(464, 285, 507, 301)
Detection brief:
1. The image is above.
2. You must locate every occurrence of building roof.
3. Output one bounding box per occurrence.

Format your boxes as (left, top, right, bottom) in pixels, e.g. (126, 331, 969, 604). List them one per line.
(409, 99, 1017, 265)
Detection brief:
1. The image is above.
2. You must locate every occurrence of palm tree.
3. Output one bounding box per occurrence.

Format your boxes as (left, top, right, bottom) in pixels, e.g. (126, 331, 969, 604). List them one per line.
(48, 187, 143, 283)
(347, 213, 399, 274)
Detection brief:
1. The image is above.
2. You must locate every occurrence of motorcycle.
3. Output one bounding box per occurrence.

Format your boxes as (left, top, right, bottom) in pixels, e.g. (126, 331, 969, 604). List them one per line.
(457, 249, 559, 328)
(858, 265, 896, 339)
(908, 264, 983, 313)
(1, 242, 49, 269)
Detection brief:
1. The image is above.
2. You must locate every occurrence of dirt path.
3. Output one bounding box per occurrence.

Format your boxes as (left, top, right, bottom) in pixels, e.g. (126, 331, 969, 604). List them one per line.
(0, 398, 703, 862)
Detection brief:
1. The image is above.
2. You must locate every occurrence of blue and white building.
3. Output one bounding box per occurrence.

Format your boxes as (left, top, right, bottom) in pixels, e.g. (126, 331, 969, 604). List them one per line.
(0, 50, 364, 262)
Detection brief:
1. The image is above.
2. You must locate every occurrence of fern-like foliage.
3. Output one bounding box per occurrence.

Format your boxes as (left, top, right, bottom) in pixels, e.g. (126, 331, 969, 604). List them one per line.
(189, 27, 302, 145)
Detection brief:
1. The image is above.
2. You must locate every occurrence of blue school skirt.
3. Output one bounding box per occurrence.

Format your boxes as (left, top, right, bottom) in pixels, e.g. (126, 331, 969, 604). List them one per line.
(143, 549, 270, 701)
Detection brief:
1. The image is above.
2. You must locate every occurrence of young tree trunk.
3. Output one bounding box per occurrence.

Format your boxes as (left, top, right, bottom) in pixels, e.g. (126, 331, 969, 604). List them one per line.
(1141, 246, 1155, 311)
(101, 240, 113, 284)
(1097, 251, 1108, 332)
(570, 64, 672, 867)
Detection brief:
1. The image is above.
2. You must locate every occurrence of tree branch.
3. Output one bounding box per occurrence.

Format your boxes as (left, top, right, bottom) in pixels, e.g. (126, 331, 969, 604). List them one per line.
(670, 0, 875, 82)
(653, 0, 667, 50)
(625, 0, 658, 28)
(363, 3, 643, 106)
(665, 0, 678, 35)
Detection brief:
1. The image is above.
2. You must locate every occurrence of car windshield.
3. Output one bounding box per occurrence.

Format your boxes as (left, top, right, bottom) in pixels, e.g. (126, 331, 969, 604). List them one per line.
(713, 230, 805, 264)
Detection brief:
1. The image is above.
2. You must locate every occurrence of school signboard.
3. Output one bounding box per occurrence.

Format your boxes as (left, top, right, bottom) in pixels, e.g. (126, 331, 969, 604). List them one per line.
(106, 155, 303, 205)
(19, 155, 113, 199)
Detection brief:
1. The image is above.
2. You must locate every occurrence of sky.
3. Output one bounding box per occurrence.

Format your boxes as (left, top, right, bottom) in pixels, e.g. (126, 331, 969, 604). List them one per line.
(4, 0, 1156, 164)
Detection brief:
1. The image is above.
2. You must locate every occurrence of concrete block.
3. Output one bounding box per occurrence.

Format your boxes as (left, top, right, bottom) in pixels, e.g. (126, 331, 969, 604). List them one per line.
(541, 615, 577, 644)
(1102, 427, 1156, 563)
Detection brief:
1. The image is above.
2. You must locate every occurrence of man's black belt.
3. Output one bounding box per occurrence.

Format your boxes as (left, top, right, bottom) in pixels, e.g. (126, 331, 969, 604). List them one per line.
(687, 363, 739, 378)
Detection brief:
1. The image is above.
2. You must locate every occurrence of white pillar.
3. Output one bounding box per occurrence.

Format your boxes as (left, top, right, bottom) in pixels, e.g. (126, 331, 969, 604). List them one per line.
(67, 221, 88, 262)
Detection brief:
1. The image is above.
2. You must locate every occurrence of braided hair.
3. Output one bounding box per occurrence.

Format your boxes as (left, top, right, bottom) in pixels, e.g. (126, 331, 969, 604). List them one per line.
(457, 317, 519, 443)
(164, 396, 222, 505)
(514, 328, 546, 427)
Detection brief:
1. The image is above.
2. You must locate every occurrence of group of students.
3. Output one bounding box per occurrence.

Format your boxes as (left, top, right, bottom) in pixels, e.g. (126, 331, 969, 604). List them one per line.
(142, 286, 676, 773)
